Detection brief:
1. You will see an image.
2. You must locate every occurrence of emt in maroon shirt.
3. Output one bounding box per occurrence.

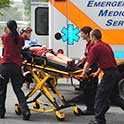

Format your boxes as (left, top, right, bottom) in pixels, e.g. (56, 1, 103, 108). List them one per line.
(78, 27, 94, 65)
(82, 29, 124, 124)
(0, 20, 30, 120)
(72, 26, 98, 115)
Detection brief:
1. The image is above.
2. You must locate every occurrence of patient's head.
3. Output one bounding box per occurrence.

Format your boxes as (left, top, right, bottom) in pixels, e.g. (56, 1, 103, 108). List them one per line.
(20, 27, 32, 39)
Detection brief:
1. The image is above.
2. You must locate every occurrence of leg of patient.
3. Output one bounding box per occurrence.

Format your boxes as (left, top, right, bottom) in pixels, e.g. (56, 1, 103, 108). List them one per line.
(46, 53, 68, 64)
(57, 53, 72, 61)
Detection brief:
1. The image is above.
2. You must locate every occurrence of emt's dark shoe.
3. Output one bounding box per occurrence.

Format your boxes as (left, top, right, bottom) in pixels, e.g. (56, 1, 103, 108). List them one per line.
(23, 111, 31, 120)
(80, 109, 95, 115)
(74, 87, 80, 91)
(89, 120, 106, 124)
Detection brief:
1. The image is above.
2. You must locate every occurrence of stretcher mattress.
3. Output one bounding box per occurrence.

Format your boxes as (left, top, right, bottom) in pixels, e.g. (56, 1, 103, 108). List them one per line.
(22, 50, 80, 72)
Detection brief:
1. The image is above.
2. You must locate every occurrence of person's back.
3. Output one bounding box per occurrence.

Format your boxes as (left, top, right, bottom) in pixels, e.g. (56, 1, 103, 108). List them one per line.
(90, 41, 116, 70)
(1, 33, 24, 67)
(84, 29, 123, 124)
(69, 26, 98, 116)
(0, 20, 30, 120)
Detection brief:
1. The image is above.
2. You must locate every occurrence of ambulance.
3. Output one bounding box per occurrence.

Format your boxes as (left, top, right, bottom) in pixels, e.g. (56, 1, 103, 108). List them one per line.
(31, 0, 124, 62)
(31, 0, 124, 98)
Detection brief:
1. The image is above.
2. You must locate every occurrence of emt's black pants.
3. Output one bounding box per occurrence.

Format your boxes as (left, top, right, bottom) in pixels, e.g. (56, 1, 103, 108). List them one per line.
(95, 68, 121, 124)
(80, 63, 98, 111)
(0, 63, 29, 116)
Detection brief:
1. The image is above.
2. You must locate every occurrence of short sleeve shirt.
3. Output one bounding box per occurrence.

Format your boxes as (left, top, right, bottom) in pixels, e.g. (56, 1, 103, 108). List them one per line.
(0, 33, 24, 67)
(84, 40, 94, 58)
(87, 41, 116, 70)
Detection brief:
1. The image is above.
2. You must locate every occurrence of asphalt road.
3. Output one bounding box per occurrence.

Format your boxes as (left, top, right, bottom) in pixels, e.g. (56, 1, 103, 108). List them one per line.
(0, 82, 124, 124)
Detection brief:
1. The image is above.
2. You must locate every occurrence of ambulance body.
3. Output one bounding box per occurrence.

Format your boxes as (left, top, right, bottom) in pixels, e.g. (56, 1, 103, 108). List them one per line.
(31, 0, 124, 62)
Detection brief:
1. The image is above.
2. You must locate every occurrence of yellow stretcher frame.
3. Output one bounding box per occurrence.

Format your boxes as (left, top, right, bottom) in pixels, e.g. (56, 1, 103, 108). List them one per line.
(15, 60, 84, 121)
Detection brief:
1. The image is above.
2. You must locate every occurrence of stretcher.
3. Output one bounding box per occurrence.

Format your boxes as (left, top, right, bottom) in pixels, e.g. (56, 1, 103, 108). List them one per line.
(15, 51, 85, 121)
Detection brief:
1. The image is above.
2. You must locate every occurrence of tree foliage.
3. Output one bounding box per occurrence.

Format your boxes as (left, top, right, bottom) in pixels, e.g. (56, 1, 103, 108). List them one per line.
(0, 0, 10, 15)
(0, 0, 10, 8)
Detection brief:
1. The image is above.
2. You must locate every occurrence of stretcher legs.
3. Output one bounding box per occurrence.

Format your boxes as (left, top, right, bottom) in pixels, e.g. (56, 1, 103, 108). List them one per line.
(15, 66, 82, 121)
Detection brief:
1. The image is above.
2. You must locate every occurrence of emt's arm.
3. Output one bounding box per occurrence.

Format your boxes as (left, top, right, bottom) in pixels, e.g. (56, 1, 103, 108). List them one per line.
(82, 61, 90, 76)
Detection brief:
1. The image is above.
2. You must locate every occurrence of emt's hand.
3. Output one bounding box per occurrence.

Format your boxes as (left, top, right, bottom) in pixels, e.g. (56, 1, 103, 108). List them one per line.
(81, 72, 88, 79)
(90, 71, 99, 77)
(73, 73, 88, 79)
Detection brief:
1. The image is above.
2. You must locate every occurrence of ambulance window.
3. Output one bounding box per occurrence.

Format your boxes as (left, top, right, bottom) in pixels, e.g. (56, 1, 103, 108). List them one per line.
(35, 7, 48, 35)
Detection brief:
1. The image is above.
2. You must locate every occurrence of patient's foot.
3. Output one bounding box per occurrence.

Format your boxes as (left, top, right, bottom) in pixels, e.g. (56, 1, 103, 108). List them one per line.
(67, 60, 75, 66)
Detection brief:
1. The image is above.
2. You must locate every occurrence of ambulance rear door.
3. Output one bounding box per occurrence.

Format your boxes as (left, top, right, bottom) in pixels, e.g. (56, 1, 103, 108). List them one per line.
(31, 2, 49, 46)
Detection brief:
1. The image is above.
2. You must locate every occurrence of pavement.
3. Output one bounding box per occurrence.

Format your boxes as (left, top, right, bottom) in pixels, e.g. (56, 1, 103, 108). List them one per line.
(0, 82, 124, 124)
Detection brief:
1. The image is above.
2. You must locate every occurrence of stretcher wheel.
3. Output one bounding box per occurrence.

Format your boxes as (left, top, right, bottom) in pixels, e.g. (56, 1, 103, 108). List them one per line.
(33, 102, 40, 109)
(55, 111, 65, 121)
(73, 106, 82, 116)
(15, 104, 21, 115)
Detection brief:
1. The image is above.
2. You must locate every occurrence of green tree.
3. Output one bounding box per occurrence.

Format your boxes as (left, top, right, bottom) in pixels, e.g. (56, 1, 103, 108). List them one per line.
(0, 0, 10, 8)
(0, 0, 10, 15)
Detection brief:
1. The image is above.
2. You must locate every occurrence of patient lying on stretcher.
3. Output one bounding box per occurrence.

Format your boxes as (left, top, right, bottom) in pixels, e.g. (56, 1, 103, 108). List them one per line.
(22, 39, 75, 66)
